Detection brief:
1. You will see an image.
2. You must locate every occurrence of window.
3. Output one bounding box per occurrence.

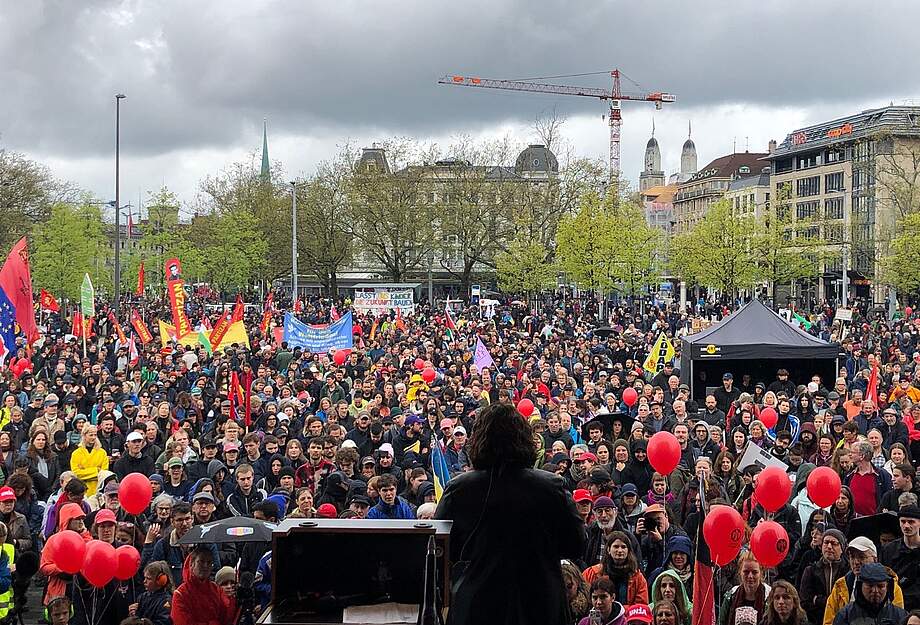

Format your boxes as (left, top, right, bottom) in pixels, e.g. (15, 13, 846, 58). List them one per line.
(825, 224, 843, 243)
(796, 176, 820, 197)
(797, 154, 819, 170)
(796, 201, 819, 219)
(825, 172, 844, 192)
(826, 149, 844, 163)
(825, 197, 844, 220)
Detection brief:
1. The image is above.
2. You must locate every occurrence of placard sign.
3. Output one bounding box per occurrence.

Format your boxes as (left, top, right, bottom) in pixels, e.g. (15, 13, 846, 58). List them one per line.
(353, 288, 415, 314)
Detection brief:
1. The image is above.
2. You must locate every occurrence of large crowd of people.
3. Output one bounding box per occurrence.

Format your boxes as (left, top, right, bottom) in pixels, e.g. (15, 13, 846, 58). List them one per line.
(1, 291, 920, 625)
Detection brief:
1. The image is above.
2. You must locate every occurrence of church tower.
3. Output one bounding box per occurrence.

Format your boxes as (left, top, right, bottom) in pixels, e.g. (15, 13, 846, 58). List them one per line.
(260, 118, 270, 180)
(639, 120, 665, 192)
(680, 120, 698, 181)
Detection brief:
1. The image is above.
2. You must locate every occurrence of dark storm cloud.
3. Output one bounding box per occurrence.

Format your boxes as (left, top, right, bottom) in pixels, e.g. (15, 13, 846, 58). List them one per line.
(2, 0, 918, 159)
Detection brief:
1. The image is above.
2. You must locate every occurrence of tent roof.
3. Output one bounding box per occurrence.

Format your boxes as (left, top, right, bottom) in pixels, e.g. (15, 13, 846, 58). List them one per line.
(682, 299, 839, 359)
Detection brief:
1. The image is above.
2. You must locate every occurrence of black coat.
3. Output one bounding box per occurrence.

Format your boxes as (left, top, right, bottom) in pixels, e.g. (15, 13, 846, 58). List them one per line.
(435, 464, 584, 625)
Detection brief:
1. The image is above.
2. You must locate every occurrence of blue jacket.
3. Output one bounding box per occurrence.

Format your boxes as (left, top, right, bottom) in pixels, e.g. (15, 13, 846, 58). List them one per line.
(367, 496, 416, 520)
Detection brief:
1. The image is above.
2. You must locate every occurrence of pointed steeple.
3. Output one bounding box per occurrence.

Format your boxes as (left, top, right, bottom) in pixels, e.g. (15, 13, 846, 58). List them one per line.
(260, 118, 270, 180)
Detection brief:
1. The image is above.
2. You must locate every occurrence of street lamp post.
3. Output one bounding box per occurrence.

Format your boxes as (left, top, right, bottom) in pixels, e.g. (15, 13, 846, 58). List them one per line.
(114, 93, 126, 310)
(290, 181, 298, 300)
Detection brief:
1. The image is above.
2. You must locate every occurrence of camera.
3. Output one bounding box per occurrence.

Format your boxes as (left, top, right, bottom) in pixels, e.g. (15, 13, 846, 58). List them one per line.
(643, 514, 659, 533)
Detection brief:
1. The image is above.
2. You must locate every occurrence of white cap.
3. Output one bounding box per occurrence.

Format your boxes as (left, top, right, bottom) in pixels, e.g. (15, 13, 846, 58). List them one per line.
(847, 536, 877, 557)
(453, 426, 467, 435)
(807, 382, 819, 393)
(341, 440, 358, 449)
(378, 443, 394, 456)
(126, 432, 144, 443)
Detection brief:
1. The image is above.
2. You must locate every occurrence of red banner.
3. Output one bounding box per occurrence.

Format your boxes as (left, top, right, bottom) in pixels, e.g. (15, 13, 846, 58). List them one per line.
(208, 310, 232, 349)
(71, 312, 95, 338)
(39, 289, 59, 312)
(260, 292, 274, 336)
(108, 311, 128, 345)
(232, 294, 244, 322)
(136, 262, 145, 296)
(130, 309, 153, 345)
(164, 258, 192, 339)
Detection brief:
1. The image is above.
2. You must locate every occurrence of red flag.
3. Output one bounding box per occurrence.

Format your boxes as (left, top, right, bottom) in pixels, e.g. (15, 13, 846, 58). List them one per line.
(330, 303, 340, 321)
(130, 309, 153, 344)
(108, 311, 128, 346)
(691, 497, 717, 625)
(71, 311, 82, 337)
(0, 238, 37, 343)
(232, 294, 244, 322)
(293, 297, 302, 314)
(867, 364, 879, 408)
(394, 307, 406, 332)
(209, 310, 233, 349)
(39, 289, 60, 312)
(128, 336, 139, 367)
(136, 262, 145, 296)
(260, 292, 274, 335)
(243, 371, 253, 428)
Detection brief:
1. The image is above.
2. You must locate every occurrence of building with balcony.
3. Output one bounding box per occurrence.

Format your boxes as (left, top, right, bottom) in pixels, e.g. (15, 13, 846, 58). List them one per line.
(673, 150, 769, 233)
(765, 105, 920, 305)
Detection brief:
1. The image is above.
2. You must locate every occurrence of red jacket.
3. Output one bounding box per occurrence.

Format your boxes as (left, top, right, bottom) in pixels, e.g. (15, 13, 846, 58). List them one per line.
(171, 553, 238, 625)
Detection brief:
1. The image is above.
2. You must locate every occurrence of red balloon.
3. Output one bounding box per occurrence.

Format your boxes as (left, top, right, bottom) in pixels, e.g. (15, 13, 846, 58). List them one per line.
(907, 306, 914, 317)
(414, 358, 425, 370)
(760, 407, 778, 429)
(118, 472, 153, 515)
(702, 505, 745, 566)
(622, 387, 638, 407)
(115, 545, 141, 581)
(755, 466, 792, 513)
(422, 367, 436, 384)
(333, 349, 348, 366)
(81, 540, 117, 588)
(517, 398, 535, 418)
(750, 521, 790, 568)
(647, 431, 681, 475)
(806, 466, 843, 508)
(47, 530, 87, 574)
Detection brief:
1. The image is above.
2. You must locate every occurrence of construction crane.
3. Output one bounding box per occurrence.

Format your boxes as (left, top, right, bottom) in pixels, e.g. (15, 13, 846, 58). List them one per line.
(438, 70, 676, 178)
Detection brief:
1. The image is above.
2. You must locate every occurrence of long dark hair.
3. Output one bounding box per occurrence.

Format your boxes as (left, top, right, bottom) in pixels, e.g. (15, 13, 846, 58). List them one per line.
(601, 530, 638, 577)
(467, 403, 536, 470)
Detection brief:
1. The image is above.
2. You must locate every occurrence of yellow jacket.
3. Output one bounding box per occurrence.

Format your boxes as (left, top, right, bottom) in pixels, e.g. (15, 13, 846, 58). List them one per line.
(823, 567, 903, 625)
(70, 446, 109, 496)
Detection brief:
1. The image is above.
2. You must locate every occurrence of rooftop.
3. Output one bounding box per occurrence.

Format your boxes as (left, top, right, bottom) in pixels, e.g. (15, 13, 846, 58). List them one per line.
(681, 152, 769, 185)
(768, 104, 920, 159)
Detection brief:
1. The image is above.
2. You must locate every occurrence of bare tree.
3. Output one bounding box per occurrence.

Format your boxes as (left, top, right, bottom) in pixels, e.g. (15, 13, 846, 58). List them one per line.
(533, 107, 567, 153)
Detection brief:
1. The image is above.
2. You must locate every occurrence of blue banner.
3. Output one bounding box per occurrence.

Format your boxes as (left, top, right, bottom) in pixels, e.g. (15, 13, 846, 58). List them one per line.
(283, 311, 353, 352)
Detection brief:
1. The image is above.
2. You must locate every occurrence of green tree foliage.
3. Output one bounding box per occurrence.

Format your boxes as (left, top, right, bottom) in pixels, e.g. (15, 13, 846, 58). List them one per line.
(608, 201, 663, 299)
(0, 149, 75, 253)
(32, 202, 110, 299)
(296, 158, 353, 295)
(555, 190, 615, 292)
(495, 235, 555, 295)
(198, 153, 291, 281)
(882, 211, 920, 292)
(753, 185, 836, 303)
(670, 199, 760, 298)
(198, 209, 268, 294)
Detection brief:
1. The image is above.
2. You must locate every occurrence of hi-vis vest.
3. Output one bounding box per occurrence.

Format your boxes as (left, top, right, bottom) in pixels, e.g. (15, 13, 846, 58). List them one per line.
(0, 543, 13, 619)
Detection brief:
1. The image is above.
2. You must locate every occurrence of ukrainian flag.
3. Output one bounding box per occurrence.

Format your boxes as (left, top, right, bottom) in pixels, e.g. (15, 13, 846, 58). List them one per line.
(430, 441, 451, 502)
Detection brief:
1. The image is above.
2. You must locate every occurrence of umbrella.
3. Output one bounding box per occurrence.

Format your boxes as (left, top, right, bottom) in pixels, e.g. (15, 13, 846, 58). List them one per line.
(592, 327, 615, 338)
(582, 411, 635, 442)
(846, 511, 900, 546)
(178, 516, 277, 545)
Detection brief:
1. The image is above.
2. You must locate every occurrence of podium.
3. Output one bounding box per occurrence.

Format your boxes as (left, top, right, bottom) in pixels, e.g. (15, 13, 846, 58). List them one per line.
(257, 519, 452, 625)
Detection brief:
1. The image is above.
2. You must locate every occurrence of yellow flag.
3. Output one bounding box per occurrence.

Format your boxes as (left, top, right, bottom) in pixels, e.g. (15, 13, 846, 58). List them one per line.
(160, 319, 250, 351)
(643, 332, 675, 375)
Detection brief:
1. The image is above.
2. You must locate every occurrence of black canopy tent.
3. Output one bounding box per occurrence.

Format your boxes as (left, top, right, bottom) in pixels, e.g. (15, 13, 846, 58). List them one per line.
(679, 300, 840, 402)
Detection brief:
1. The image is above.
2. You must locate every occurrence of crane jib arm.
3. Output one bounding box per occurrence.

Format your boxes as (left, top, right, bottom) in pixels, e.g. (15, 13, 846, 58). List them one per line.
(438, 75, 676, 104)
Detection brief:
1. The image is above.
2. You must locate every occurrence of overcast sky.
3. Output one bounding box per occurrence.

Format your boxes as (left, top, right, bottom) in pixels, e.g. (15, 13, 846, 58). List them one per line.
(2, 0, 918, 218)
